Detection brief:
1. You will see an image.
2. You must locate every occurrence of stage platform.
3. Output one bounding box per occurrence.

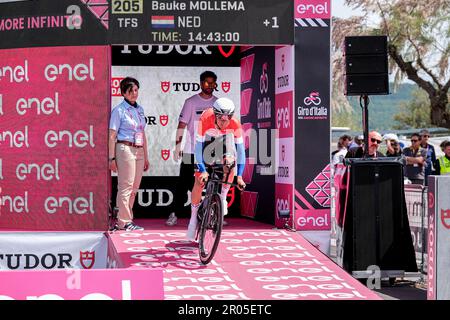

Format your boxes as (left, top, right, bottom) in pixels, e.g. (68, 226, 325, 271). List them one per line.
(108, 218, 381, 300)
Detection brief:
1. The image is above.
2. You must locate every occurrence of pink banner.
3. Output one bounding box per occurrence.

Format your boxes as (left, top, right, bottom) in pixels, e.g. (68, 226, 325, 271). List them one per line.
(295, 208, 330, 230)
(275, 183, 294, 228)
(295, 0, 331, 19)
(0, 269, 164, 300)
(0, 46, 110, 231)
(275, 92, 294, 138)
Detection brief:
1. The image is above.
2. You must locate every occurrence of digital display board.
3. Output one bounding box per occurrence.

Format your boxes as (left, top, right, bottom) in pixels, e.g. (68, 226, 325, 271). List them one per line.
(0, 0, 294, 48)
(109, 0, 293, 44)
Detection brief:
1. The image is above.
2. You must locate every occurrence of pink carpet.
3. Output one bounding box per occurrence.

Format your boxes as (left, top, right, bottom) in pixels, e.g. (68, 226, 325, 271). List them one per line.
(107, 218, 381, 300)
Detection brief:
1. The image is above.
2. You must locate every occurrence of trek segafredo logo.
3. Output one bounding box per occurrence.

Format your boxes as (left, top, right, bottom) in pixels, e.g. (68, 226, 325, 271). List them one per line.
(0, 251, 95, 270)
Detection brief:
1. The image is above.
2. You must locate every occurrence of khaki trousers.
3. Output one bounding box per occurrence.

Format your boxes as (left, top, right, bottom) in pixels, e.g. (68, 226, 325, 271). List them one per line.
(115, 143, 145, 228)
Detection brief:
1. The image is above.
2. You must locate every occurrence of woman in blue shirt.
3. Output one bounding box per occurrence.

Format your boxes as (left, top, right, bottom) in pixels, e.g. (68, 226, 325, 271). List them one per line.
(109, 77, 149, 231)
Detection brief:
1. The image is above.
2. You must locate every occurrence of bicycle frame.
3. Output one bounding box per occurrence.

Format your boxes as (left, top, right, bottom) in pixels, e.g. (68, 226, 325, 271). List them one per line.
(197, 164, 229, 230)
(195, 163, 235, 264)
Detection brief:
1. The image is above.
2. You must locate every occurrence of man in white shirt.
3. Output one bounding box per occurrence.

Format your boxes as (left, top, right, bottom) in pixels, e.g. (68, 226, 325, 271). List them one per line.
(332, 134, 352, 166)
(166, 71, 218, 226)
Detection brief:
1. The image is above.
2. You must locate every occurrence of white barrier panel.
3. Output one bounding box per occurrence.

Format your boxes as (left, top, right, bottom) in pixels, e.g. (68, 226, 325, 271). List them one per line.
(299, 230, 331, 256)
(427, 176, 450, 299)
(0, 232, 107, 270)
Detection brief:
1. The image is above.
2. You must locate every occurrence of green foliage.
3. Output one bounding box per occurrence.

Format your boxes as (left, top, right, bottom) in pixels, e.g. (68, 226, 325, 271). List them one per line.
(333, 83, 417, 131)
(333, 1, 450, 127)
(332, 109, 361, 130)
(393, 89, 431, 129)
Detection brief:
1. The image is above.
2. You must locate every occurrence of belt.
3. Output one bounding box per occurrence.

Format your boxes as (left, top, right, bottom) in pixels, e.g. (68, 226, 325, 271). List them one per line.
(117, 140, 143, 148)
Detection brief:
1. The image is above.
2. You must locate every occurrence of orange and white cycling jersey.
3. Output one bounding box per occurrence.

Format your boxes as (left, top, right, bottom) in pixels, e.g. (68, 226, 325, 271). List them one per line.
(196, 108, 243, 144)
(195, 108, 245, 175)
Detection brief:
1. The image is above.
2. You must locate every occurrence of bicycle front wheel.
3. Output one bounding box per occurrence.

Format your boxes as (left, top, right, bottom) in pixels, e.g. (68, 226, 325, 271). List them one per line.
(199, 194, 223, 265)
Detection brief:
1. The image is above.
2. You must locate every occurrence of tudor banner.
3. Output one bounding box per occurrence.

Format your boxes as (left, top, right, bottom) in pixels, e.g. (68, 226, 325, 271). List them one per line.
(0, 46, 110, 231)
(0, 232, 107, 270)
(111, 45, 240, 217)
(294, 0, 331, 237)
(111, 45, 240, 177)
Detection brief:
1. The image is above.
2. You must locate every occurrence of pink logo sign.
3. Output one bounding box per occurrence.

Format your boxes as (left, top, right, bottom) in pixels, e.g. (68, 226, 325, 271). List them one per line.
(259, 62, 269, 94)
(275, 91, 293, 138)
(304, 91, 322, 105)
(295, 0, 330, 19)
(275, 183, 293, 228)
(295, 208, 330, 230)
(0, 269, 164, 300)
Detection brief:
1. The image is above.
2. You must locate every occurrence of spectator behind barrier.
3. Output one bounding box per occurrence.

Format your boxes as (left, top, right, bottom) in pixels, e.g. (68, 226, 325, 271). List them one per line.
(383, 133, 402, 157)
(346, 131, 385, 158)
(434, 141, 450, 175)
(419, 129, 437, 184)
(402, 133, 426, 185)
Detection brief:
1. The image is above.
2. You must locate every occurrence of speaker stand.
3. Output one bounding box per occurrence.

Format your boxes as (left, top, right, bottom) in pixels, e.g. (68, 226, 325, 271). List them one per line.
(360, 94, 370, 158)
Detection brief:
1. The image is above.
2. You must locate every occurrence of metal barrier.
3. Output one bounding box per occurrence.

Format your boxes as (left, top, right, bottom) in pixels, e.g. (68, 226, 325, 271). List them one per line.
(404, 184, 428, 274)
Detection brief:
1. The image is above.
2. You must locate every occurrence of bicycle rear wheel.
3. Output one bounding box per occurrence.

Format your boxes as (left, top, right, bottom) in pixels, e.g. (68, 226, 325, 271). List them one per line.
(198, 194, 223, 265)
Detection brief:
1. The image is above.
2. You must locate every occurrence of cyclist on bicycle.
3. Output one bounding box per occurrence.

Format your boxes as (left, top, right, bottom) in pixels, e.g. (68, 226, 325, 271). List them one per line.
(186, 97, 246, 241)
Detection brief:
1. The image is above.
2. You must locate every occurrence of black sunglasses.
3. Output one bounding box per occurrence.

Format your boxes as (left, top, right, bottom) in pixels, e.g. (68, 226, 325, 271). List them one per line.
(370, 138, 382, 144)
(215, 113, 232, 119)
(411, 139, 419, 142)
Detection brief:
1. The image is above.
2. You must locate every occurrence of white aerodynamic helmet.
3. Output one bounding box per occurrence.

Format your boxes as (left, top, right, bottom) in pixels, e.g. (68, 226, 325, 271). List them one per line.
(213, 97, 235, 116)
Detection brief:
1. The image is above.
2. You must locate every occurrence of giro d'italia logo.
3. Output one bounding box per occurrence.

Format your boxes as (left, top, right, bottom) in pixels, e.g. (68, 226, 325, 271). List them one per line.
(303, 91, 321, 105)
(259, 62, 269, 94)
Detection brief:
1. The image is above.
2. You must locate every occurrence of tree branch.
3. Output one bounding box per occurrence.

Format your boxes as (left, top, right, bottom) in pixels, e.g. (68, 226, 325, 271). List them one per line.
(376, 0, 390, 38)
(388, 44, 436, 96)
(407, 34, 443, 88)
(443, 78, 450, 93)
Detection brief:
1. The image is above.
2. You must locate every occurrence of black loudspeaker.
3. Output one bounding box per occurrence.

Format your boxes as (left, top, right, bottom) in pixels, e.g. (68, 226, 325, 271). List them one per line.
(342, 159, 417, 273)
(346, 74, 388, 96)
(344, 36, 389, 95)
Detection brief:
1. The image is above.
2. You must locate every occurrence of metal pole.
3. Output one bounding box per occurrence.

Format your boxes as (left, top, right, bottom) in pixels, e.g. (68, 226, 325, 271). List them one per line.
(362, 94, 370, 158)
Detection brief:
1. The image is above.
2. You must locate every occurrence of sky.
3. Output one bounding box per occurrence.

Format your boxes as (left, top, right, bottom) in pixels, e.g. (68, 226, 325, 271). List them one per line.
(332, 1, 363, 18)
